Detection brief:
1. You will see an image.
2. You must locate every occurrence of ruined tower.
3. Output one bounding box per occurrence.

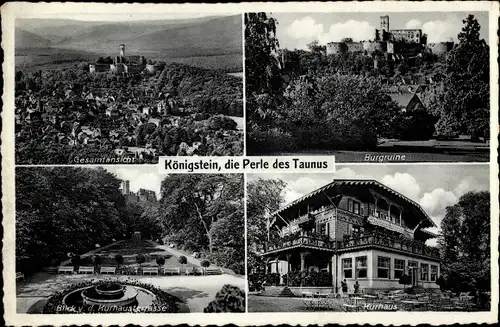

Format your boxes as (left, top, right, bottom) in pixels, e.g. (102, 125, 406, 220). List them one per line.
(119, 44, 125, 57)
(380, 15, 389, 33)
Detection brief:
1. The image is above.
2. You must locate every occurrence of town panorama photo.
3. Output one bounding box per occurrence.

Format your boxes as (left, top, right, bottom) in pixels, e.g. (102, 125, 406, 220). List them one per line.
(15, 14, 244, 164)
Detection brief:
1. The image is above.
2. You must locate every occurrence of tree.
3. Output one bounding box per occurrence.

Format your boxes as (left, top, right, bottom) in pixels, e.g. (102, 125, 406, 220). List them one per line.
(201, 259, 211, 269)
(114, 254, 124, 270)
(438, 191, 490, 293)
(156, 256, 166, 266)
(136, 254, 146, 267)
(178, 255, 187, 273)
(244, 13, 282, 96)
(159, 174, 243, 254)
(93, 255, 102, 269)
(427, 15, 489, 139)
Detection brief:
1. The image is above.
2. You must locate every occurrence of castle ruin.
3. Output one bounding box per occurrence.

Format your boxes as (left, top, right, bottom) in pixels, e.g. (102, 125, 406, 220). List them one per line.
(326, 16, 454, 59)
(89, 44, 155, 74)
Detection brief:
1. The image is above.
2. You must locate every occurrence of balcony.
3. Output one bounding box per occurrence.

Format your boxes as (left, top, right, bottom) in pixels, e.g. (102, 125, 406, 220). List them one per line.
(266, 235, 336, 253)
(338, 234, 440, 259)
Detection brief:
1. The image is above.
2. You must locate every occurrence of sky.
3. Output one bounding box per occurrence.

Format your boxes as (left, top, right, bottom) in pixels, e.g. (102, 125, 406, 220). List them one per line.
(272, 11, 489, 50)
(103, 166, 165, 199)
(248, 164, 490, 243)
(18, 12, 236, 22)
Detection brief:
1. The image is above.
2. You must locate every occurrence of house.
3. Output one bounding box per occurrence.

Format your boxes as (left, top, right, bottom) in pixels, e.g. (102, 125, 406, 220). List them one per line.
(389, 93, 425, 113)
(148, 118, 161, 127)
(261, 179, 440, 294)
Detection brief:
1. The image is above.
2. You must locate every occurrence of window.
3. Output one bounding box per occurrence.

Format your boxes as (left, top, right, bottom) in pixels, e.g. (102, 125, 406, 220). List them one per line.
(394, 259, 405, 279)
(356, 256, 368, 278)
(421, 263, 429, 281)
(352, 225, 360, 235)
(431, 265, 438, 281)
(377, 256, 391, 279)
(348, 198, 361, 215)
(353, 202, 360, 215)
(394, 214, 401, 225)
(343, 258, 353, 278)
(370, 208, 375, 216)
(320, 223, 327, 236)
(380, 212, 388, 220)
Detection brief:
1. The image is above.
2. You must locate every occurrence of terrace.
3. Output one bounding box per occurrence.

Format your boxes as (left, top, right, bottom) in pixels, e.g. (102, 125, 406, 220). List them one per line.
(264, 231, 439, 260)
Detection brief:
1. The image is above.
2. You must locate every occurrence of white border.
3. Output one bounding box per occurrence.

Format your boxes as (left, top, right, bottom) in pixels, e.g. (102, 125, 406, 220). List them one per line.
(2, 1, 499, 325)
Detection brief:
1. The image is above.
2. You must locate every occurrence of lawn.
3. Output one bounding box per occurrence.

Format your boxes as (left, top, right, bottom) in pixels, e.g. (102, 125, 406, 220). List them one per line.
(248, 295, 344, 312)
(64, 239, 196, 269)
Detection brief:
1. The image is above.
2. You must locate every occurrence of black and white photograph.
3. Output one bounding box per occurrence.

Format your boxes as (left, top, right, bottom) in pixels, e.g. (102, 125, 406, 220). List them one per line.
(15, 13, 244, 164)
(15, 166, 245, 313)
(245, 12, 490, 162)
(247, 165, 491, 312)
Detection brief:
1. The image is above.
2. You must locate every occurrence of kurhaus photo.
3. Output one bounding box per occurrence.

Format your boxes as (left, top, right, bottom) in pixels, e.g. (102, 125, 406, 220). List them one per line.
(245, 12, 490, 162)
(247, 165, 491, 312)
(15, 13, 244, 164)
(15, 166, 245, 313)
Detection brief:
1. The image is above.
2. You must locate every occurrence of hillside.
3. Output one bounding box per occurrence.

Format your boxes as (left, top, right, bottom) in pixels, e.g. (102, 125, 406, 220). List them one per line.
(15, 29, 52, 48)
(16, 15, 242, 55)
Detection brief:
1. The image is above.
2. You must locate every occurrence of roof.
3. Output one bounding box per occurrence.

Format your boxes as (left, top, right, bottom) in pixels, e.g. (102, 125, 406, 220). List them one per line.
(390, 93, 415, 108)
(272, 179, 437, 228)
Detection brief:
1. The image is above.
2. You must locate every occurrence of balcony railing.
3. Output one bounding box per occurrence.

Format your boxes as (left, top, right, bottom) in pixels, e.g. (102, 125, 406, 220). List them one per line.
(266, 235, 336, 252)
(338, 234, 440, 259)
(367, 215, 413, 235)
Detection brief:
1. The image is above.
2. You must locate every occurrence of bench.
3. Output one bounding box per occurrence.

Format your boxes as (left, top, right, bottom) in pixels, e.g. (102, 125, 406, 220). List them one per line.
(203, 268, 224, 275)
(142, 267, 159, 275)
(58, 266, 74, 274)
(78, 266, 95, 274)
(163, 267, 180, 276)
(100, 266, 116, 275)
(16, 272, 25, 282)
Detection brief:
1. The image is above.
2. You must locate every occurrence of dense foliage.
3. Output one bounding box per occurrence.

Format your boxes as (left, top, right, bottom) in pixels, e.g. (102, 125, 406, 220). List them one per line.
(203, 284, 245, 313)
(15, 167, 160, 274)
(425, 15, 490, 139)
(438, 191, 490, 293)
(247, 178, 287, 290)
(159, 174, 245, 275)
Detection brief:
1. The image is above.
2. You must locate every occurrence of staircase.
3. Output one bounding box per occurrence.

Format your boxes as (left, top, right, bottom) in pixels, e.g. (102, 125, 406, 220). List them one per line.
(259, 286, 297, 297)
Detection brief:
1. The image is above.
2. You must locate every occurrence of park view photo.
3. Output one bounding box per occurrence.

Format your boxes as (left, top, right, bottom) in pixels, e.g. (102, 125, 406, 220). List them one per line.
(15, 166, 245, 313)
(245, 12, 490, 162)
(15, 13, 244, 164)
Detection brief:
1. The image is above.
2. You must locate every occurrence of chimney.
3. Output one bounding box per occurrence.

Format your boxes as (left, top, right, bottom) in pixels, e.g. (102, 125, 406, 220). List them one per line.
(119, 44, 125, 57)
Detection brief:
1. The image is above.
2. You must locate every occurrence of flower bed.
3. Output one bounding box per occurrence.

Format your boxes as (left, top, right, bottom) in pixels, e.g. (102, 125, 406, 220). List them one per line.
(42, 279, 180, 314)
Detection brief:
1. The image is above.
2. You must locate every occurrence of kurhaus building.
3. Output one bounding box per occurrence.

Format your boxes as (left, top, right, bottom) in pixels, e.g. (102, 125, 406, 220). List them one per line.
(262, 179, 440, 294)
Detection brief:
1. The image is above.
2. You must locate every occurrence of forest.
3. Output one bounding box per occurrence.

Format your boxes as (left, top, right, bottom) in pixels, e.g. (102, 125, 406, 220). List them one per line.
(16, 168, 245, 276)
(245, 14, 489, 154)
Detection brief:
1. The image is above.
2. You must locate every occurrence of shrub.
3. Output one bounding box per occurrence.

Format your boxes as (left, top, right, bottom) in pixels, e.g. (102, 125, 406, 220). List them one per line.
(156, 256, 165, 266)
(399, 274, 411, 288)
(93, 255, 102, 266)
(70, 255, 81, 268)
(178, 255, 187, 265)
(136, 254, 146, 265)
(200, 259, 210, 268)
(114, 254, 124, 266)
(203, 284, 245, 313)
